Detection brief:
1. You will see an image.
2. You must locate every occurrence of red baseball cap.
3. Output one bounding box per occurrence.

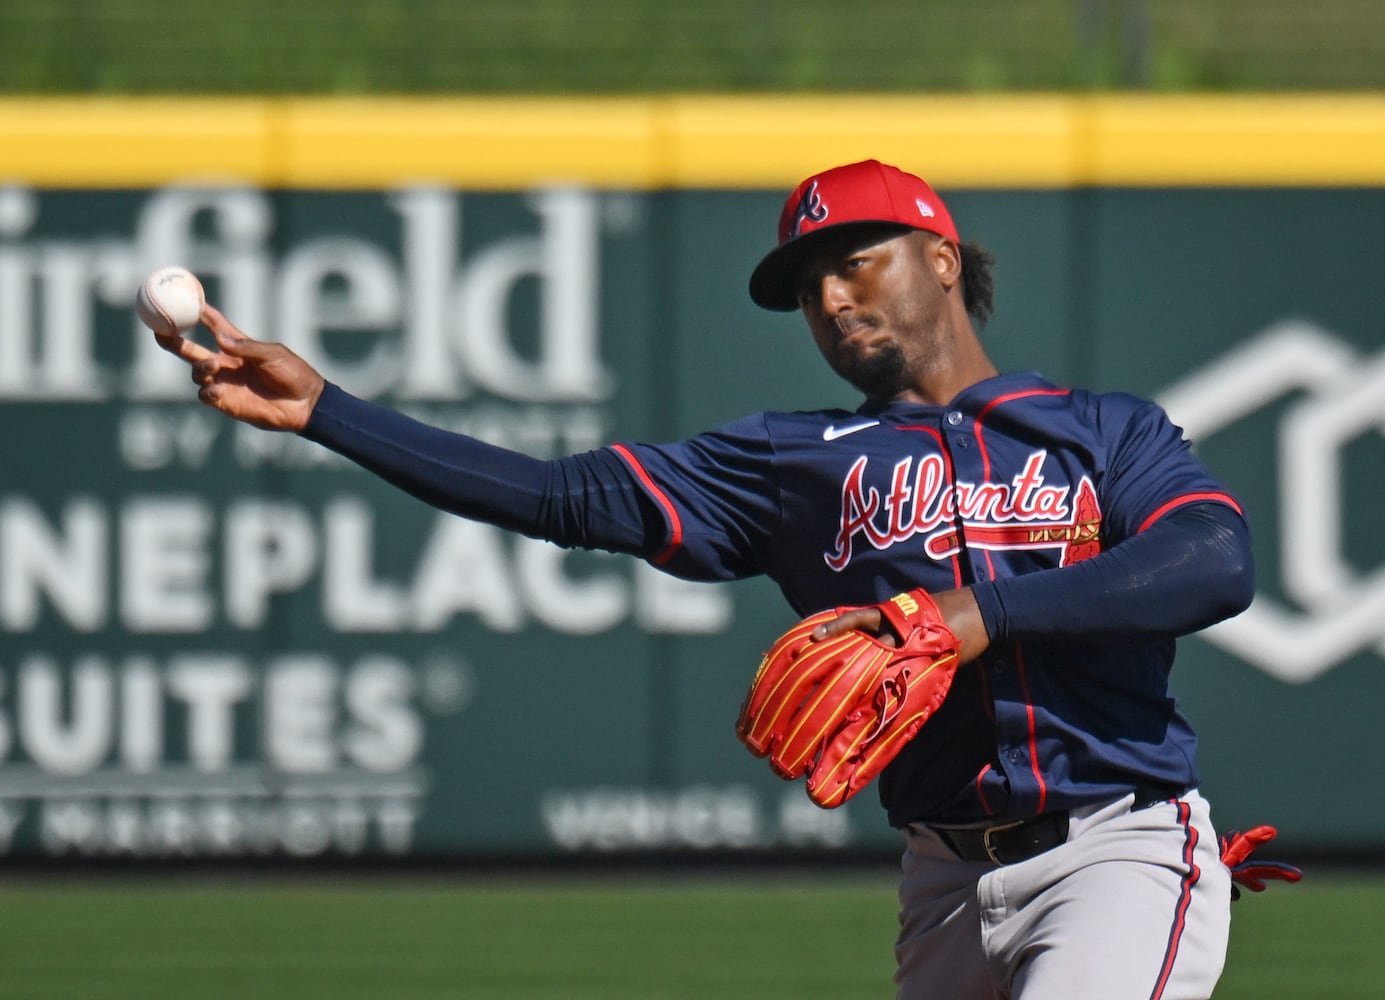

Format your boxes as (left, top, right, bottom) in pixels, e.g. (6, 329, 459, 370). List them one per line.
(748, 159, 960, 311)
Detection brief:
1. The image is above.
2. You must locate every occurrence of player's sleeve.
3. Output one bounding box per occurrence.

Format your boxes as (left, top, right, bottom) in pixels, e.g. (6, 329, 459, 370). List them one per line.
(301, 383, 778, 580)
(609, 413, 781, 581)
(972, 501, 1254, 642)
(1095, 392, 1244, 540)
(301, 382, 670, 557)
(971, 393, 1254, 642)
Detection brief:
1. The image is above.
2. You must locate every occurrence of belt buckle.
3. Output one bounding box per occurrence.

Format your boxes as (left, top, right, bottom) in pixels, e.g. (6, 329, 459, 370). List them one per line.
(982, 819, 1027, 865)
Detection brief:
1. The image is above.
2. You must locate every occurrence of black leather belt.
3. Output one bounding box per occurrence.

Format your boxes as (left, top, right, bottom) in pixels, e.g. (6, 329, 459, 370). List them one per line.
(929, 784, 1187, 866)
(932, 812, 1070, 866)
(1133, 783, 1188, 811)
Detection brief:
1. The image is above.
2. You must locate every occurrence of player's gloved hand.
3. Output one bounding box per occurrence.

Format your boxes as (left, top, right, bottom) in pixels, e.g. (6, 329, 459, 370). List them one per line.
(736, 589, 960, 809)
(1218, 824, 1303, 901)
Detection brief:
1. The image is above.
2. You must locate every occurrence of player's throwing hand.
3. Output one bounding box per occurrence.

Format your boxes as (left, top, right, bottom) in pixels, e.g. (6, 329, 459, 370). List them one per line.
(154, 304, 326, 432)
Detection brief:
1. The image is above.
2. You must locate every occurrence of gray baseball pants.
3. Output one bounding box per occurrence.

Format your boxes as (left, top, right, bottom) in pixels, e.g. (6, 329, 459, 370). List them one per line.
(895, 789, 1231, 999)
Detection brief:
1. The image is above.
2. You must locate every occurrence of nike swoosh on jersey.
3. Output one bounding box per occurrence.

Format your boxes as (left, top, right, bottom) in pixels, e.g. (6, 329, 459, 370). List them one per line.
(822, 420, 881, 441)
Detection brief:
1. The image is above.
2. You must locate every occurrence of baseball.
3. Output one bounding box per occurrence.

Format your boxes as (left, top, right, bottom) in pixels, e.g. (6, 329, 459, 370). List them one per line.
(135, 266, 205, 337)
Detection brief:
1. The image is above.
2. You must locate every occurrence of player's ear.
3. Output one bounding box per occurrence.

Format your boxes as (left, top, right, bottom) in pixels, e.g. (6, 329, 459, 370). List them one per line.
(927, 234, 963, 290)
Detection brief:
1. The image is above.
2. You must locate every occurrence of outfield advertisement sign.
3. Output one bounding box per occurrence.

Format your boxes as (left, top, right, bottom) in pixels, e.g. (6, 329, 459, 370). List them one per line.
(0, 180, 856, 858)
(2, 174, 1384, 858)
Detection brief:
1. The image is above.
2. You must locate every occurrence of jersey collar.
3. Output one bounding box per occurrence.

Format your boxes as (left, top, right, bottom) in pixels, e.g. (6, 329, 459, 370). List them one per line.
(855, 372, 1058, 418)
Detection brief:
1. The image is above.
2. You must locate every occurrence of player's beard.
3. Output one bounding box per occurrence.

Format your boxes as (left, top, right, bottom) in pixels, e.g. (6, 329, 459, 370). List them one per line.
(836, 341, 910, 399)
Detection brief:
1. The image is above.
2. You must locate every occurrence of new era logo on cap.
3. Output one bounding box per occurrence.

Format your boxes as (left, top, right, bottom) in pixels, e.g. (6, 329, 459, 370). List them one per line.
(751, 159, 960, 311)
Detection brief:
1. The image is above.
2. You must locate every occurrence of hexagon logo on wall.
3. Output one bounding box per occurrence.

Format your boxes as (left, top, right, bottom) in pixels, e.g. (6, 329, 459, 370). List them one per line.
(1158, 320, 1385, 684)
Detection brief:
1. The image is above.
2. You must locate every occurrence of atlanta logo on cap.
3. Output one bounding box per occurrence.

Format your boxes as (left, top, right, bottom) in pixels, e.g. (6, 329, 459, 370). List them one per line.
(791, 180, 830, 238)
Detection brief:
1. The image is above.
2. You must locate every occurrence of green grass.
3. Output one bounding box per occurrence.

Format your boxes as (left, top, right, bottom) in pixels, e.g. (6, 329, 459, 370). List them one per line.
(1218, 870, 1385, 999)
(0, 868, 1378, 999)
(0, 871, 900, 1000)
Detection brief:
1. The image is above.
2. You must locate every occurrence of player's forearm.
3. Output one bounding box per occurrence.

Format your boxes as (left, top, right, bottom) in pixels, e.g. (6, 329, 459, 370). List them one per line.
(971, 502, 1254, 642)
(301, 383, 660, 554)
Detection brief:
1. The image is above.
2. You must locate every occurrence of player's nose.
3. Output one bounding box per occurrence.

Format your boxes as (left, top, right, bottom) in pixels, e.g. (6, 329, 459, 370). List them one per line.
(818, 273, 856, 315)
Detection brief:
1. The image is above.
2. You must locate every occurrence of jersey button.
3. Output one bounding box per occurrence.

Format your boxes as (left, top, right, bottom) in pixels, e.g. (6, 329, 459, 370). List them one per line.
(1005, 748, 1027, 764)
(946, 410, 964, 426)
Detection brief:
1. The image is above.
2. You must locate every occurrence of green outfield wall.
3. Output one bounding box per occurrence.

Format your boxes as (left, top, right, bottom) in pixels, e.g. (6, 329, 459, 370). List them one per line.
(1, 97, 1383, 859)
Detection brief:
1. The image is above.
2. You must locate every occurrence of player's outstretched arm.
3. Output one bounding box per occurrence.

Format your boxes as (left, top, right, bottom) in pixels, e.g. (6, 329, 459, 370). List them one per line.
(154, 304, 325, 432)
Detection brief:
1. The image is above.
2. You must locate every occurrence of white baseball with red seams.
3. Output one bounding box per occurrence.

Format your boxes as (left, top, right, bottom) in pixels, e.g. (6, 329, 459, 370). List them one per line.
(135, 266, 205, 337)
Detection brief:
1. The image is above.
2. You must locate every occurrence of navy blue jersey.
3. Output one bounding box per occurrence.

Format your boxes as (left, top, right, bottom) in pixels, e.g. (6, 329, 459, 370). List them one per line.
(612, 372, 1243, 827)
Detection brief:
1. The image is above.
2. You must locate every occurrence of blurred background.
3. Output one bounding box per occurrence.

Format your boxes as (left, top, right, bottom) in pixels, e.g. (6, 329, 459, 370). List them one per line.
(1, 2, 1384, 998)
(5, 0, 1385, 93)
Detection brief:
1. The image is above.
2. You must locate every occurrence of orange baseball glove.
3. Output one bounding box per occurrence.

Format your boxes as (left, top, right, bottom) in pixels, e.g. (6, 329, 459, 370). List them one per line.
(736, 589, 961, 809)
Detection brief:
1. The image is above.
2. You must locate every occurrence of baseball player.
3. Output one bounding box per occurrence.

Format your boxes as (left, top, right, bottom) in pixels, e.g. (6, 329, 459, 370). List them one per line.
(157, 159, 1295, 998)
